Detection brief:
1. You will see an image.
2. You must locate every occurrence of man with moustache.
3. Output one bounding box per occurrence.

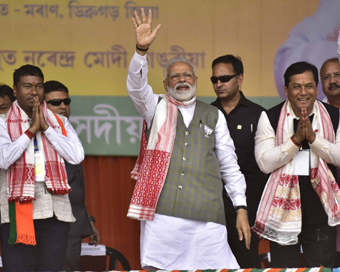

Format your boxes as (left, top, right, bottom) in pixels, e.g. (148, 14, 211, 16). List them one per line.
(0, 65, 84, 271)
(210, 55, 267, 268)
(320, 58, 340, 108)
(126, 9, 250, 270)
(44, 80, 100, 271)
(253, 61, 340, 268)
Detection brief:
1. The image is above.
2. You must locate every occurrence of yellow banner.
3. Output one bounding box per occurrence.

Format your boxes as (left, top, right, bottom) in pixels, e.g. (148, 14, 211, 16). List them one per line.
(2, 0, 337, 100)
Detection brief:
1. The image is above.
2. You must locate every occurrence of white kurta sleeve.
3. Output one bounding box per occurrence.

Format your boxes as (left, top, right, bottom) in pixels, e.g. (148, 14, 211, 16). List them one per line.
(0, 118, 31, 170)
(310, 117, 340, 167)
(43, 118, 84, 165)
(255, 111, 299, 174)
(126, 51, 159, 127)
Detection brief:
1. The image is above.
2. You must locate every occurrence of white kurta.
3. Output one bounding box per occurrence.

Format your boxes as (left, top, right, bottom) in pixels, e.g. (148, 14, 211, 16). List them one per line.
(127, 52, 247, 269)
(255, 102, 340, 175)
(0, 113, 84, 223)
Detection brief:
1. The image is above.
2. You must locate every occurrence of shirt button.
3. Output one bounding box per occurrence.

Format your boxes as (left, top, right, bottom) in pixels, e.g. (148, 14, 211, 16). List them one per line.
(183, 157, 187, 161)
(185, 131, 190, 136)
(184, 143, 189, 146)
(181, 172, 185, 176)
(178, 185, 183, 190)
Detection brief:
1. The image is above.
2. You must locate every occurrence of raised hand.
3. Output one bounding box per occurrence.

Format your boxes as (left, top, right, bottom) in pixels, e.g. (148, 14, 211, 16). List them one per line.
(132, 8, 161, 52)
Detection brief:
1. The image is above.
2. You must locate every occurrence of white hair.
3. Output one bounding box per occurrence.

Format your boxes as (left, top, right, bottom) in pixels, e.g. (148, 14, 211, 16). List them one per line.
(163, 57, 196, 80)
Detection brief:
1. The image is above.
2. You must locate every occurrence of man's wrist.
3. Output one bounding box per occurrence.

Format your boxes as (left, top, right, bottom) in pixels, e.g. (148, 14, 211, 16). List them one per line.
(25, 129, 34, 140)
(89, 216, 96, 224)
(28, 127, 38, 135)
(291, 136, 301, 147)
(41, 123, 49, 131)
(135, 45, 148, 56)
(308, 133, 316, 144)
(235, 205, 247, 211)
(136, 44, 149, 51)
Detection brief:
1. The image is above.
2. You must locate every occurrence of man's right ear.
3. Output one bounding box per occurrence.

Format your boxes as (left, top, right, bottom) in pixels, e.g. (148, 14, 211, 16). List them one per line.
(13, 86, 17, 97)
(284, 85, 288, 97)
(163, 80, 168, 92)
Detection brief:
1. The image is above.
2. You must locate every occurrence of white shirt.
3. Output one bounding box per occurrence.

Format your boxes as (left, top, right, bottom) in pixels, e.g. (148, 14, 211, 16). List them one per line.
(0, 117, 84, 170)
(127, 51, 245, 269)
(0, 114, 84, 223)
(255, 103, 340, 174)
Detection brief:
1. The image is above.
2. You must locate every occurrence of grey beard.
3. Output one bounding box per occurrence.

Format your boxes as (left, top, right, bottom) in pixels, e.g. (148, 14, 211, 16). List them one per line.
(167, 82, 196, 101)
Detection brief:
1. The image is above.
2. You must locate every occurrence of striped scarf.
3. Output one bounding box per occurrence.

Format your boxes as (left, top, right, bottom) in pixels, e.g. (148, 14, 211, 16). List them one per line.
(253, 100, 340, 245)
(127, 94, 196, 221)
(6, 100, 69, 245)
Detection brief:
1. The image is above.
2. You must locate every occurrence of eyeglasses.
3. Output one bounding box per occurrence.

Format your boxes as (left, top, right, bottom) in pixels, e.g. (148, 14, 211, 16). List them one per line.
(46, 98, 71, 106)
(210, 74, 240, 84)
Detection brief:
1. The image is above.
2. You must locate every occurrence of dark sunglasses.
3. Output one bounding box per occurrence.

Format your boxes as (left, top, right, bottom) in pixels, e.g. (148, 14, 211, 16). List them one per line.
(210, 73, 240, 84)
(46, 98, 71, 106)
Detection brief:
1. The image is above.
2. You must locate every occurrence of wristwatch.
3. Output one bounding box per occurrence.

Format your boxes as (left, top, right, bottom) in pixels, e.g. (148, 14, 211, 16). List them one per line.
(89, 216, 96, 224)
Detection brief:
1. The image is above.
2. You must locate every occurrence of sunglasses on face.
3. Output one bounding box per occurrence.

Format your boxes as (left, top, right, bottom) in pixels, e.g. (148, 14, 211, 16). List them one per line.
(210, 73, 240, 84)
(46, 98, 71, 106)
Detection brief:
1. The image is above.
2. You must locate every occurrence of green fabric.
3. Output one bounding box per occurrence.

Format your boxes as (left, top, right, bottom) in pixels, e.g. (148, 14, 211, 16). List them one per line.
(154, 101, 225, 225)
(8, 201, 17, 244)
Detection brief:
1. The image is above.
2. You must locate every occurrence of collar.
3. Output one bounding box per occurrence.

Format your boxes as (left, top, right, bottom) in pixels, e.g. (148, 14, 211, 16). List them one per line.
(212, 91, 251, 111)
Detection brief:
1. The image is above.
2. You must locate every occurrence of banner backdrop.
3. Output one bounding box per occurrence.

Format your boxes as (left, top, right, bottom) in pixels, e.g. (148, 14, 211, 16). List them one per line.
(1, 0, 338, 155)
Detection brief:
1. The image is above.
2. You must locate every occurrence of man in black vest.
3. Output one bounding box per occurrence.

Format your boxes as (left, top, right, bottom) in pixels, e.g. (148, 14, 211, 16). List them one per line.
(253, 61, 340, 268)
(210, 55, 267, 268)
(44, 80, 101, 271)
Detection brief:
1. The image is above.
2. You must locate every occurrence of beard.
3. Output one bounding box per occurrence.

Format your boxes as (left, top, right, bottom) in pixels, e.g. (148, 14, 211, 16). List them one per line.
(167, 82, 196, 101)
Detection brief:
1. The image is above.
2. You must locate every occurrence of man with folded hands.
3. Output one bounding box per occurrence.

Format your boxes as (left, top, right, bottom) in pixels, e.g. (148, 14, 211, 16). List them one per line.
(0, 65, 84, 271)
(253, 61, 340, 268)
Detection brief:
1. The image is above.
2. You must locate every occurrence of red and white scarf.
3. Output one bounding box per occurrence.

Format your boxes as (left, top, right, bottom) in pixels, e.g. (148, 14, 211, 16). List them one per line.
(127, 94, 196, 220)
(6, 100, 70, 202)
(253, 100, 340, 245)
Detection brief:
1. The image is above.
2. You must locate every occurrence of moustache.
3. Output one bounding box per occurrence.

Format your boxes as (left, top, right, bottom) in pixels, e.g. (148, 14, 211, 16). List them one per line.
(329, 83, 340, 90)
(174, 82, 191, 91)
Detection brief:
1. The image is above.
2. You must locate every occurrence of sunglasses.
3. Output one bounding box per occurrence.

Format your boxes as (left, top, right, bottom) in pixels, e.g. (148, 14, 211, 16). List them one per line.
(46, 98, 71, 106)
(210, 73, 240, 84)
